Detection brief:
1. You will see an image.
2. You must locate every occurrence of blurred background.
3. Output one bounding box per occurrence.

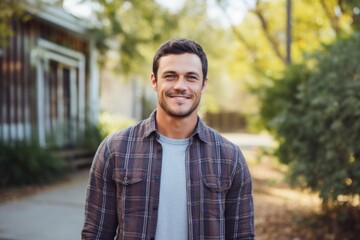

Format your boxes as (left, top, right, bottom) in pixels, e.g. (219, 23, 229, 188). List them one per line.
(0, 0, 359, 239)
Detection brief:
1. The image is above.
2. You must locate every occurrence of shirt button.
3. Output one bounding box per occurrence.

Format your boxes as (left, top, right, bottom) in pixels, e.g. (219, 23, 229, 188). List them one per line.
(216, 180, 221, 185)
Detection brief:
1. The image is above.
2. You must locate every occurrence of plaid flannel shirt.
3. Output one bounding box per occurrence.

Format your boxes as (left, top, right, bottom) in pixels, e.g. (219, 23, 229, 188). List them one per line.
(82, 111, 254, 240)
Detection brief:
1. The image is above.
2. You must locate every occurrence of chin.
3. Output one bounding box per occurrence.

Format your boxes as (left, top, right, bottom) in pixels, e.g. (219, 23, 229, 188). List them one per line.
(167, 109, 196, 118)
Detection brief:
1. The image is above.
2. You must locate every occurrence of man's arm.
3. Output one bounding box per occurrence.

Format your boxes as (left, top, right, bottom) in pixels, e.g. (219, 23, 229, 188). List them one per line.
(82, 137, 118, 239)
(225, 149, 255, 239)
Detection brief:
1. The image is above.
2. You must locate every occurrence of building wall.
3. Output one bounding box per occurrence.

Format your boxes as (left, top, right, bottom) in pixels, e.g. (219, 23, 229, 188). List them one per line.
(0, 15, 93, 147)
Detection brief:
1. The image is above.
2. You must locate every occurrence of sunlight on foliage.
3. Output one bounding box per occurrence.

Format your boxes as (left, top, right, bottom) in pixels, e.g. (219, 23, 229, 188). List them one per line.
(99, 112, 136, 135)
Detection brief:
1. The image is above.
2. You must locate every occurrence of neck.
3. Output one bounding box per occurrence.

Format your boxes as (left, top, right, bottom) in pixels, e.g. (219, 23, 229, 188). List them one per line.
(155, 108, 198, 139)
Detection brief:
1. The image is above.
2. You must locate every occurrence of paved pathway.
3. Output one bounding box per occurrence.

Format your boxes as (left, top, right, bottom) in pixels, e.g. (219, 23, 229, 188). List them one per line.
(0, 133, 273, 240)
(222, 133, 273, 150)
(0, 170, 89, 240)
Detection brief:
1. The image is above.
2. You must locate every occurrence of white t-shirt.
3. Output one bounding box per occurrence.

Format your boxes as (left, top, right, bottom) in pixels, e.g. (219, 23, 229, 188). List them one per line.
(155, 134, 189, 240)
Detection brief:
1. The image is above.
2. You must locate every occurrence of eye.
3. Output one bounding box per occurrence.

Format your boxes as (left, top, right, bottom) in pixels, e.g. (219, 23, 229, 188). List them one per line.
(187, 75, 198, 81)
(164, 74, 176, 80)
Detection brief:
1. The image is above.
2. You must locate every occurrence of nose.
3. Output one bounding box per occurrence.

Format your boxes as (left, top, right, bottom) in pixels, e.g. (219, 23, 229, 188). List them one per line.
(173, 76, 186, 90)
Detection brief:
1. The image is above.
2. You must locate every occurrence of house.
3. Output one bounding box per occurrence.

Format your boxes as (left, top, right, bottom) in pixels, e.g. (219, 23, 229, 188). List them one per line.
(0, 2, 100, 148)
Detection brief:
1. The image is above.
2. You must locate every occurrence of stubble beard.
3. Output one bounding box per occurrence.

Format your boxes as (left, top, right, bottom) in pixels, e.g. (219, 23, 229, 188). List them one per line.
(158, 94, 201, 119)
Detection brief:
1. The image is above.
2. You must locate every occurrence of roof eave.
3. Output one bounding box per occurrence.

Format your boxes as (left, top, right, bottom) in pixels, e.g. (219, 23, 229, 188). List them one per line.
(25, 1, 90, 36)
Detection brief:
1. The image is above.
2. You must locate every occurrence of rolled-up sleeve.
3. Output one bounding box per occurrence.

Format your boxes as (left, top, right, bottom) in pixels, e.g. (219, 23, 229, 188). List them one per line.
(82, 136, 118, 240)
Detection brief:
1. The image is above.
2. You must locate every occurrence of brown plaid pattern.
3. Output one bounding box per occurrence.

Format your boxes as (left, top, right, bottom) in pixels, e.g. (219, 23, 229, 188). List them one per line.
(82, 111, 254, 240)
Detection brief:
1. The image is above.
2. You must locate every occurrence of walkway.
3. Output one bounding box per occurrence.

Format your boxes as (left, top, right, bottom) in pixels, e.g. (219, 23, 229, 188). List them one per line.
(0, 170, 89, 240)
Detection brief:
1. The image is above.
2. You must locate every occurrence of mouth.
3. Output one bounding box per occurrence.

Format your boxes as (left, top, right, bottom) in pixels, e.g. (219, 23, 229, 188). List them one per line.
(167, 93, 192, 100)
(167, 95, 192, 105)
(170, 95, 191, 99)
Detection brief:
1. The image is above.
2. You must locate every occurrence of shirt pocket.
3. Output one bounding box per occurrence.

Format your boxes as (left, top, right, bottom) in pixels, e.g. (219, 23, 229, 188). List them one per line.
(112, 168, 147, 186)
(202, 175, 232, 218)
(202, 175, 231, 193)
(112, 169, 148, 214)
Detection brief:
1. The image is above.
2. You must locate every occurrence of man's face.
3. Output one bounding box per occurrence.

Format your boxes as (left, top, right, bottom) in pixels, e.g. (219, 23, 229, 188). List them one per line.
(151, 53, 207, 119)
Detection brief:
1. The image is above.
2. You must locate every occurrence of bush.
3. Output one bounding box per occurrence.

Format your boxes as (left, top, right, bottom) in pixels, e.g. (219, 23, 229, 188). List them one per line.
(99, 112, 136, 135)
(260, 33, 360, 207)
(79, 122, 106, 151)
(0, 140, 69, 187)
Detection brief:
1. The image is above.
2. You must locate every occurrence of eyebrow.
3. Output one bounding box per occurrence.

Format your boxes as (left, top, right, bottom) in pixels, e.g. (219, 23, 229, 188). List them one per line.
(187, 72, 200, 77)
(162, 71, 177, 75)
(162, 71, 200, 77)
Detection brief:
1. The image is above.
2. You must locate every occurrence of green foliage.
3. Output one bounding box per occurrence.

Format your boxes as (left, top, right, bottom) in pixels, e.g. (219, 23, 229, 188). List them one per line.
(87, 0, 180, 73)
(0, 140, 69, 187)
(0, 0, 25, 48)
(0, 0, 46, 48)
(78, 122, 106, 151)
(260, 33, 360, 208)
(99, 112, 136, 135)
(260, 63, 311, 132)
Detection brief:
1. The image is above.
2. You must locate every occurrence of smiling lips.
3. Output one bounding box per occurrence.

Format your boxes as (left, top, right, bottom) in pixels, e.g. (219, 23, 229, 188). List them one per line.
(167, 94, 192, 105)
(167, 92, 192, 100)
(170, 95, 190, 99)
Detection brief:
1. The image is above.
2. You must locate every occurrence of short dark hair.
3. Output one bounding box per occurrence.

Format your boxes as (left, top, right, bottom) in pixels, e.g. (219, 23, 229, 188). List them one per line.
(152, 38, 208, 82)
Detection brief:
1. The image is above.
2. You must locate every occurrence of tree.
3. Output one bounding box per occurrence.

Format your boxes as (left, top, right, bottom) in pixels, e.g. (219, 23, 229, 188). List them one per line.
(0, 0, 27, 48)
(260, 33, 360, 235)
(0, 1, 64, 49)
(211, 0, 360, 131)
(84, 0, 181, 74)
(217, 0, 360, 71)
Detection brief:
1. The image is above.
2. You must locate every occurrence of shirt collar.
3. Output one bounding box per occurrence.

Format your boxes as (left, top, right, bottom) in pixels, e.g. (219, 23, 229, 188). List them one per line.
(143, 110, 158, 138)
(191, 116, 209, 143)
(143, 110, 209, 144)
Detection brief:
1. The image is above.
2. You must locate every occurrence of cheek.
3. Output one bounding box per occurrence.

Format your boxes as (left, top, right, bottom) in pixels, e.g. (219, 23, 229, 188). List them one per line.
(195, 85, 205, 95)
(159, 82, 173, 92)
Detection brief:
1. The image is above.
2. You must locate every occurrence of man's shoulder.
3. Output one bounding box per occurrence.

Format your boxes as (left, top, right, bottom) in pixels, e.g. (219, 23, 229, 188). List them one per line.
(199, 124, 246, 165)
(200, 123, 239, 150)
(106, 118, 151, 142)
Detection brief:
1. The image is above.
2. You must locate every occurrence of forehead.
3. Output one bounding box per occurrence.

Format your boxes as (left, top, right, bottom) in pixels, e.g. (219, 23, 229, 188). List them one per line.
(158, 53, 202, 75)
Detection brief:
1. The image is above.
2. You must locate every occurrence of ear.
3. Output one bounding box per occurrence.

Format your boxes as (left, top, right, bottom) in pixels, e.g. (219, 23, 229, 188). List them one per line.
(201, 78, 208, 94)
(151, 73, 157, 92)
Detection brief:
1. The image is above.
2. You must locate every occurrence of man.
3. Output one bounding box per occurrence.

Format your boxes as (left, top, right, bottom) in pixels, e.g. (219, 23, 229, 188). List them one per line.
(82, 38, 254, 239)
